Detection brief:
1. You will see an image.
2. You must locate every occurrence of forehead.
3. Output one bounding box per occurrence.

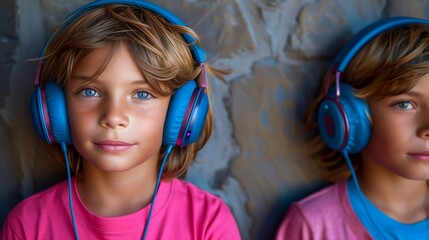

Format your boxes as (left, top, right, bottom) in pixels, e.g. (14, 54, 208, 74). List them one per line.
(74, 45, 114, 73)
(371, 73, 429, 105)
(71, 43, 141, 80)
(407, 73, 429, 96)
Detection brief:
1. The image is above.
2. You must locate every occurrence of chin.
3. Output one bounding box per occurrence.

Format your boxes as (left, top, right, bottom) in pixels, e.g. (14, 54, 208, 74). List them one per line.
(86, 158, 143, 173)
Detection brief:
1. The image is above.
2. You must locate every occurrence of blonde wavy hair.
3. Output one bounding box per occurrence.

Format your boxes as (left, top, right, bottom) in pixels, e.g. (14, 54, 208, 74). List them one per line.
(39, 4, 229, 180)
(305, 23, 429, 182)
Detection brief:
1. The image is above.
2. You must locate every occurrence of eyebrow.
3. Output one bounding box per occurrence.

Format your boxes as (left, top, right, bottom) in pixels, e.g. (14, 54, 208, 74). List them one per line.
(130, 79, 149, 85)
(70, 75, 91, 81)
(70, 75, 149, 85)
(401, 90, 424, 97)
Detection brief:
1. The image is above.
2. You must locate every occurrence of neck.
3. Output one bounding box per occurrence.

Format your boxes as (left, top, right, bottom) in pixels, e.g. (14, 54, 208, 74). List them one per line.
(358, 155, 429, 223)
(77, 159, 159, 217)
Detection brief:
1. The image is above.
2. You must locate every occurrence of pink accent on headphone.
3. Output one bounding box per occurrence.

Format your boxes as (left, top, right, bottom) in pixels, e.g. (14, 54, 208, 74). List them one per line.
(184, 91, 204, 144)
(200, 63, 207, 89)
(332, 98, 350, 150)
(34, 61, 43, 86)
(323, 65, 341, 97)
(324, 114, 335, 137)
(176, 90, 199, 147)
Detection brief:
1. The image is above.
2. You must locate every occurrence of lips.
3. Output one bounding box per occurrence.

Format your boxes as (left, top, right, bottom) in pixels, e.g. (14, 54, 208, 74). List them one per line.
(408, 152, 429, 161)
(94, 140, 135, 153)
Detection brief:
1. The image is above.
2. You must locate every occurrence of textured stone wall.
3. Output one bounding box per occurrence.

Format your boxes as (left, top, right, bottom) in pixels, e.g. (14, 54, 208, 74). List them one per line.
(2, 0, 429, 239)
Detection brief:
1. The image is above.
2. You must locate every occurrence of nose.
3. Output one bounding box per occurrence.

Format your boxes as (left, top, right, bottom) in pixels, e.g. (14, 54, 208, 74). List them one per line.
(99, 97, 129, 129)
(417, 117, 429, 139)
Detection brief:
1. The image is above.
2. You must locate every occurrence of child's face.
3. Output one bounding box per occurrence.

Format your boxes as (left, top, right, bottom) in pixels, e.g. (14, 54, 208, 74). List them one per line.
(361, 74, 429, 180)
(66, 43, 171, 173)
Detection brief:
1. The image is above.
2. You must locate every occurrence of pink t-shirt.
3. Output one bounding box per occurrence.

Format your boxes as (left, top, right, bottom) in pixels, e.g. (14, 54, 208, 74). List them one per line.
(1, 177, 241, 239)
(275, 181, 372, 240)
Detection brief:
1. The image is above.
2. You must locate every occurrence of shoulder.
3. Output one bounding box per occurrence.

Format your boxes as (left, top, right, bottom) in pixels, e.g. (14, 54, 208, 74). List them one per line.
(168, 178, 232, 217)
(166, 179, 241, 239)
(7, 180, 67, 218)
(170, 178, 223, 202)
(284, 181, 347, 226)
(1, 180, 68, 238)
(275, 181, 367, 240)
(294, 181, 346, 217)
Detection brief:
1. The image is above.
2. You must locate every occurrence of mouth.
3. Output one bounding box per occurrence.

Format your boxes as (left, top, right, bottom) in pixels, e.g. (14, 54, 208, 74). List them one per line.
(408, 152, 429, 161)
(94, 140, 135, 153)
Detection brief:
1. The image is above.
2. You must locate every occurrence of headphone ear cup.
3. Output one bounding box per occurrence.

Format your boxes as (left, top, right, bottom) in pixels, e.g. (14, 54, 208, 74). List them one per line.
(317, 83, 371, 153)
(45, 81, 72, 145)
(163, 80, 208, 147)
(30, 81, 72, 145)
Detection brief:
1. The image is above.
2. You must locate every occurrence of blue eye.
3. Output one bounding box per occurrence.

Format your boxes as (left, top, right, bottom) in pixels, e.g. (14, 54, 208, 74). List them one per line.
(395, 101, 414, 110)
(134, 91, 152, 100)
(80, 88, 99, 97)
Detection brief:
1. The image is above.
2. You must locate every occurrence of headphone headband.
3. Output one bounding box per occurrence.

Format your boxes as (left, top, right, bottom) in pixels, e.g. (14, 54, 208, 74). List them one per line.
(332, 17, 429, 73)
(39, 0, 206, 63)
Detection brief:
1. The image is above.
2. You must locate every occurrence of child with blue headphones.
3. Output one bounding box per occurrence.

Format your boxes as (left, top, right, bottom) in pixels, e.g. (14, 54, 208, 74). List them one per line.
(0, 1, 240, 239)
(276, 17, 429, 240)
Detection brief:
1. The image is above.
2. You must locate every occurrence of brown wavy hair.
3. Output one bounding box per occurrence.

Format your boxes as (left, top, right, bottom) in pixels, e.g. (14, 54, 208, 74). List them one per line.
(39, 4, 229, 180)
(304, 23, 429, 182)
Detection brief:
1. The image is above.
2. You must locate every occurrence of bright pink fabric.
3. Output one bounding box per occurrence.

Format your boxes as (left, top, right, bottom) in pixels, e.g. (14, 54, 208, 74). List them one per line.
(275, 181, 372, 240)
(1, 178, 241, 240)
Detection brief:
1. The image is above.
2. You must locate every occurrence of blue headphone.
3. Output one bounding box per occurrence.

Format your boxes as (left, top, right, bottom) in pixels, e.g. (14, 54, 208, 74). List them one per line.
(317, 17, 429, 154)
(31, 0, 209, 149)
